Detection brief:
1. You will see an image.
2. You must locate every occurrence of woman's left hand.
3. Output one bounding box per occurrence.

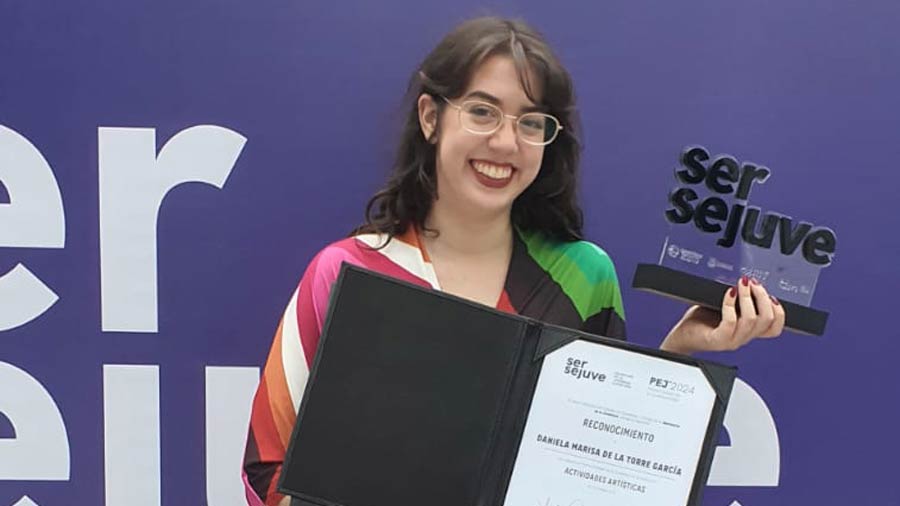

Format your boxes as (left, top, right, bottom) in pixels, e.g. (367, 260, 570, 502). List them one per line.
(660, 275, 785, 355)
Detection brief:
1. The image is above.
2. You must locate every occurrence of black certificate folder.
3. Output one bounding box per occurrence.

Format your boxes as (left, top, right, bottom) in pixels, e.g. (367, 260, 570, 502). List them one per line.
(278, 264, 737, 506)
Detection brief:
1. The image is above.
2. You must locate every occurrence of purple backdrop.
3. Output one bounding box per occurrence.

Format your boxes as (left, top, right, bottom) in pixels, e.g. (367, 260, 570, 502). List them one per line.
(2, 0, 898, 504)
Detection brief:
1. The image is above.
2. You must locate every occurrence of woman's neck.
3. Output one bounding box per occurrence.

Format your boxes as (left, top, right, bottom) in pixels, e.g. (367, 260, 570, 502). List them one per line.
(422, 198, 513, 258)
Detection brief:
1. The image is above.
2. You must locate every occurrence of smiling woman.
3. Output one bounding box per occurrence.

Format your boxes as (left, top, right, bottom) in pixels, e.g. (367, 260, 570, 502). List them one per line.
(242, 16, 784, 506)
(420, 56, 554, 235)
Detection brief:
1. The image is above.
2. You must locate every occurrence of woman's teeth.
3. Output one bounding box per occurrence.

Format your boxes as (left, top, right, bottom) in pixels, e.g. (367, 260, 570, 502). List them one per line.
(471, 160, 513, 180)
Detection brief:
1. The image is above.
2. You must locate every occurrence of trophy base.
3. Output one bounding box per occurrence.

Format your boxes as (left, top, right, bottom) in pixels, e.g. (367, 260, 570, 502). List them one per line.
(632, 263, 828, 336)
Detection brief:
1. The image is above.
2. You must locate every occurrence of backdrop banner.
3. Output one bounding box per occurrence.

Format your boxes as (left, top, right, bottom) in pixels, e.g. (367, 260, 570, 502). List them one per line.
(2, 1, 898, 505)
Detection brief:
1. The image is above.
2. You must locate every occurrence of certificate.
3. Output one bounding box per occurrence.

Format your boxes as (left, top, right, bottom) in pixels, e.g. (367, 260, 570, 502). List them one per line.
(504, 340, 717, 506)
(279, 265, 733, 506)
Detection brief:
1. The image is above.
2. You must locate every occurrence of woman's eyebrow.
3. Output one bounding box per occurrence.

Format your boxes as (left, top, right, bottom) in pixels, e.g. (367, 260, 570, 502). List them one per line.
(463, 90, 545, 113)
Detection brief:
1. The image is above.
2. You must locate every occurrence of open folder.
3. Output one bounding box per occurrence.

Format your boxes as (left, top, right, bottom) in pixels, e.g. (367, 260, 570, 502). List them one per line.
(279, 264, 736, 506)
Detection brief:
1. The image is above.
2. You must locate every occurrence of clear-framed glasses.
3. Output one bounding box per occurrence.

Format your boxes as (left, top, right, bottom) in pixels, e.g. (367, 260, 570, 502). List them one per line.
(441, 96, 563, 146)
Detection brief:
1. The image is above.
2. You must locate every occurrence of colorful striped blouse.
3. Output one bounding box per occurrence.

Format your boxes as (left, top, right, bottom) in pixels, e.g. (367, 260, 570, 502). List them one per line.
(242, 228, 626, 505)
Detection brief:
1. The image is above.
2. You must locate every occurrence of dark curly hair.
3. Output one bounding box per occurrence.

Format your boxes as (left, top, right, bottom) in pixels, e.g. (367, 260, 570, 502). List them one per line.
(355, 16, 583, 243)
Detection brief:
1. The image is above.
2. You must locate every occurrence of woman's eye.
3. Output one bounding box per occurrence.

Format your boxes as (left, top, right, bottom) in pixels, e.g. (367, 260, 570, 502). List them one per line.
(469, 105, 497, 118)
(521, 116, 546, 131)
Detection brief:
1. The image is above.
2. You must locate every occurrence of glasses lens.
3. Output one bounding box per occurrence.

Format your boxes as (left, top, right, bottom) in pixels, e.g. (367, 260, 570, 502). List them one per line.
(518, 113, 554, 144)
(461, 101, 502, 132)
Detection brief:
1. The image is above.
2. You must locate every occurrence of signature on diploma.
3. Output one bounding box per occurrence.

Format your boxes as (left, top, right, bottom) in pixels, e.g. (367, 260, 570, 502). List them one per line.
(536, 498, 585, 506)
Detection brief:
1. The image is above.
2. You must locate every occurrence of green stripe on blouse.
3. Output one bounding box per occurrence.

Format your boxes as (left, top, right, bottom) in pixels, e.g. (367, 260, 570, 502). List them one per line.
(518, 230, 625, 322)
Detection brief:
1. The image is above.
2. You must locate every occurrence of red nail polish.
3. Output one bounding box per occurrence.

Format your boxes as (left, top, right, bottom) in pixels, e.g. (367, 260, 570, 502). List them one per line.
(751, 277, 760, 285)
(729, 287, 737, 298)
(771, 295, 780, 305)
(741, 275, 749, 286)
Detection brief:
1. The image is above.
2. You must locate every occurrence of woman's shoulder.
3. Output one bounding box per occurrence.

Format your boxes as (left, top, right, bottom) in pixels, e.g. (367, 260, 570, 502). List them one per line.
(515, 229, 626, 329)
(516, 229, 619, 284)
(302, 236, 364, 276)
(300, 232, 436, 289)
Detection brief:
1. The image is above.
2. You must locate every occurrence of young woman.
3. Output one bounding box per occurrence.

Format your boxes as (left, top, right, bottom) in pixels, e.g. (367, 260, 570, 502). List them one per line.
(243, 16, 784, 506)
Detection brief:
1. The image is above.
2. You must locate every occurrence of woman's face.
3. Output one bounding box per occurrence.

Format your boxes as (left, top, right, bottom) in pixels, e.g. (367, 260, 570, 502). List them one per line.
(419, 54, 546, 219)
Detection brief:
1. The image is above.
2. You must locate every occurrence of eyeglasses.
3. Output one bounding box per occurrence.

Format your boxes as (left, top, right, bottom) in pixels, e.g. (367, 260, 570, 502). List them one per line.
(441, 96, 563, 146)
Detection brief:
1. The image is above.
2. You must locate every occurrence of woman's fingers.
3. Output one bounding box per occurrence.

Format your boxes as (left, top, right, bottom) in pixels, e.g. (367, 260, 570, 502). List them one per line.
(732, 277, 785, 344)
(749, 278, 776, 336)
(673, 277, 785, 354)
(763, 295, 785, 337)
(720, 285, 738, 331)
(732, 275, 758, 348)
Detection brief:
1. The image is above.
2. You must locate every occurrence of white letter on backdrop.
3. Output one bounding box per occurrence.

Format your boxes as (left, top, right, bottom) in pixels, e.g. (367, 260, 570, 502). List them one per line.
(0, 125, 65, 331)
(103, 364, 160, 506)
(205, 366, 260, 506)
(98, 125, 246, 333)
(0, 362, 70, 481)
(707, 378, 781, 486)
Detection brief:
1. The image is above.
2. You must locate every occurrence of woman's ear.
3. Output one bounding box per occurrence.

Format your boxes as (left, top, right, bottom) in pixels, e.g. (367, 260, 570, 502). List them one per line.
(417, 93, 438, 143)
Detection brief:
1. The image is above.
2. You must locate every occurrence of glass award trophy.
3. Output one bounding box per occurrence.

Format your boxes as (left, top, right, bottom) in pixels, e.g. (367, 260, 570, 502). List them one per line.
(632, 146, 833, 335)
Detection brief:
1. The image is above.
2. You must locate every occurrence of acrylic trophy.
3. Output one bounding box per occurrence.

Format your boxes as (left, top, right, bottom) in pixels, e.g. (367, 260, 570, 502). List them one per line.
(632, 146, 833, 335)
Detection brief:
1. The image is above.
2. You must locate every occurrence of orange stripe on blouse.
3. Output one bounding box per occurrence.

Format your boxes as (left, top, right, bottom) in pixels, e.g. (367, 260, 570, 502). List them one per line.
(261, 319, 296, 449)
(249, 379, 283, 459)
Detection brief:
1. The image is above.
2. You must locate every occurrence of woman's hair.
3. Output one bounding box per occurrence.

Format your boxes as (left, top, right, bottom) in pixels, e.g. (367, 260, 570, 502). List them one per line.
(355, 16, 584, 243)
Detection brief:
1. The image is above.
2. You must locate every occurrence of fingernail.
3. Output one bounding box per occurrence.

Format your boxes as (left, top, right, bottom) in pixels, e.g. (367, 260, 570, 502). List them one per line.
(771, 295, 780, 305)
(751, 277, 760, 285)
(729, 287, 737, 298)
(741, 275, 749, 286)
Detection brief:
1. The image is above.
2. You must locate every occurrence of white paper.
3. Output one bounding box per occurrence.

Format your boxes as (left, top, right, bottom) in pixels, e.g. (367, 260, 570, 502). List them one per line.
(503, 340, 717, 506)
